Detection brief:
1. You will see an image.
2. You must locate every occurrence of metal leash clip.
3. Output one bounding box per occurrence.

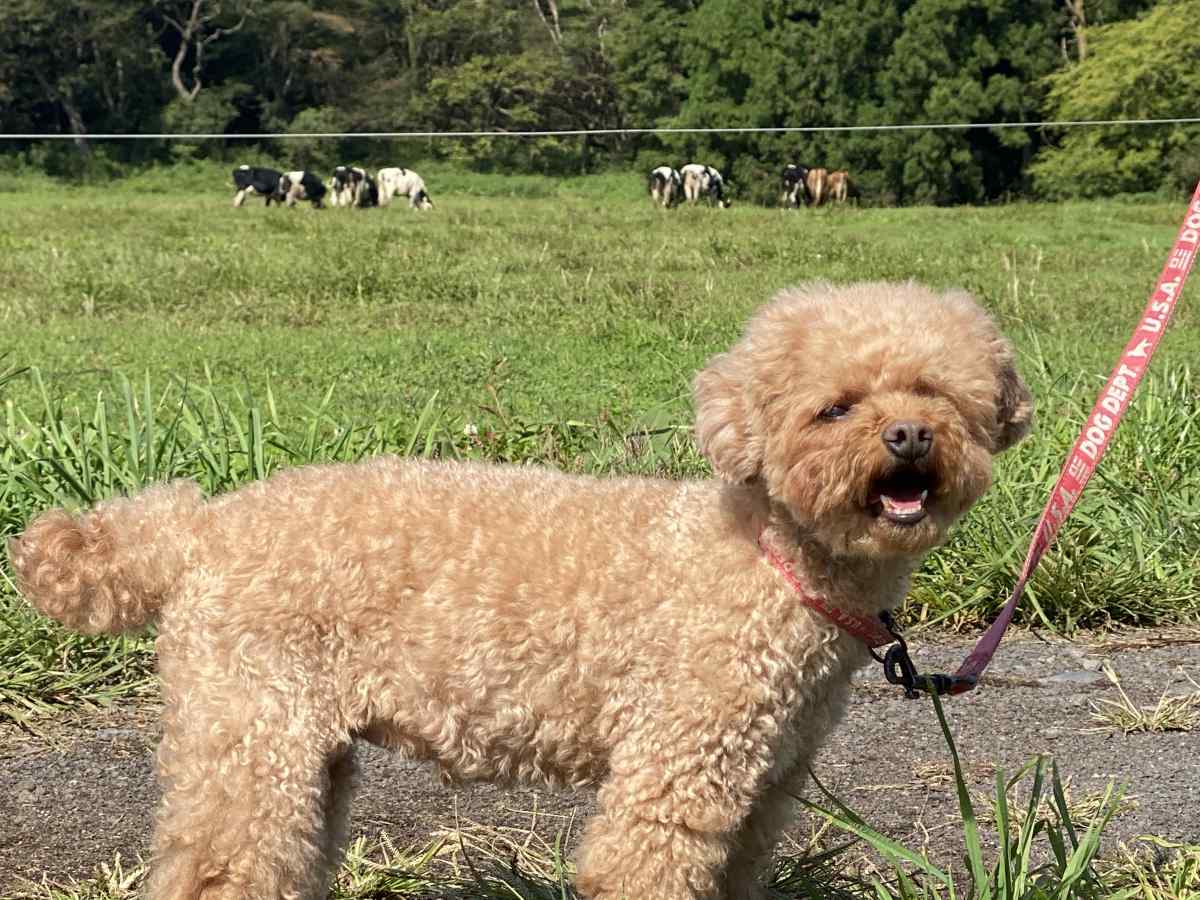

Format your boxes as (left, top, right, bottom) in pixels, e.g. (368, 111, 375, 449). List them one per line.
(871, 611, 977, 699)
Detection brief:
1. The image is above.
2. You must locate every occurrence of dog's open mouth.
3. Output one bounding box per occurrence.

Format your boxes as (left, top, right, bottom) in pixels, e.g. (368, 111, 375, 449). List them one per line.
(868, 469, 937, 525)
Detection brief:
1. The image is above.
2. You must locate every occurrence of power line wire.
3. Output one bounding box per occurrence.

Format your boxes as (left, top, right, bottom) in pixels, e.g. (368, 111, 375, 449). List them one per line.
(4, 116, 1200, 140)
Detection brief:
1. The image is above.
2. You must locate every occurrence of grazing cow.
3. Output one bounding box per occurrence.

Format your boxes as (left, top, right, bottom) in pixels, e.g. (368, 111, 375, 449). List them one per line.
(804, 167, 829, 207)
(330, 166, 379, 208)
(329, 166, 355, 207)
(781, 164, 810, 208)
(279, 171, 327, 208)
(648, 165, 683, 208)
(680, 163, 732, 208)
(232, 165, 283, 207)
(358, 171, 380, 208)
(828, 169, 857, 204)
(377, 167, 434, 210)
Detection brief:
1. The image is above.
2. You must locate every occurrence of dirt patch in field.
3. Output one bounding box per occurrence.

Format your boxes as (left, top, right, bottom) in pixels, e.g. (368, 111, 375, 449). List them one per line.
(2, 629, 1198, 894)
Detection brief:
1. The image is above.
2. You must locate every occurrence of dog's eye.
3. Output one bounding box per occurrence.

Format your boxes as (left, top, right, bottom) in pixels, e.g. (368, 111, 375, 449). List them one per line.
(819, 404, 852, 420)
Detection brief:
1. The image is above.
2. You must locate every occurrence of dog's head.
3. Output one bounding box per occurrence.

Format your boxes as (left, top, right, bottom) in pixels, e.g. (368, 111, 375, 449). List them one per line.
(693, 281, 1032, 557)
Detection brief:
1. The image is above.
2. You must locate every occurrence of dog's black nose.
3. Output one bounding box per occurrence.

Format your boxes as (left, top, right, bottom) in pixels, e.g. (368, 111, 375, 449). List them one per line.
(882, 420, 933, 461)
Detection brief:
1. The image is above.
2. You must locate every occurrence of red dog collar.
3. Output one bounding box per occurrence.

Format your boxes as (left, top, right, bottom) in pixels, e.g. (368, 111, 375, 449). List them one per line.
(757, 529, 894, 649)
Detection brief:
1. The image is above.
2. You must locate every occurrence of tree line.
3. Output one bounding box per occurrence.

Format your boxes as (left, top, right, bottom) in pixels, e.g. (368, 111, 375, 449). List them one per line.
(1, 0, 1197, 204)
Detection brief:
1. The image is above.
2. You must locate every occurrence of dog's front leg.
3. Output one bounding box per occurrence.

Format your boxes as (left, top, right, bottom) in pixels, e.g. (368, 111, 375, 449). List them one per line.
(575, 792, 734, 900)
(575, 739, 771, 900)
(720, 782, 800, 900)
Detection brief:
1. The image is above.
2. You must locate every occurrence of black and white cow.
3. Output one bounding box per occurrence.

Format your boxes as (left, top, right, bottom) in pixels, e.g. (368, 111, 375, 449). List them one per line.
(680, 163, 731, 208)
(358, 171, 379, 208)
(279, 170, 327, 208)
(377, 167, 434, 210)
(329, 166, 355, 207)
(232, 165, 283, 207)
(781, 164, 810, 208)
(648, 166, 683, 208)
(330, 166, 379, 208)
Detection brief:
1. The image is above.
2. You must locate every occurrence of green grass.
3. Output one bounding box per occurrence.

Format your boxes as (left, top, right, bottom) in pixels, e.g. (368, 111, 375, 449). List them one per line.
(0, 166, 1199, 718)
(4, 162, 1197, 427)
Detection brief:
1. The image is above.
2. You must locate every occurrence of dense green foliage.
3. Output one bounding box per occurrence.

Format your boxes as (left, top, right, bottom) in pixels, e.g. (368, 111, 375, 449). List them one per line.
(3, 0, 1197, 201)
(1030, 0, 1200, 198)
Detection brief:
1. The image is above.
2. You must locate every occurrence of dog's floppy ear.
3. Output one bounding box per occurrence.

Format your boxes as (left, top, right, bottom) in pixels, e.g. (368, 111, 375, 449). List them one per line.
(692, 351, 765, 483)
(944, 287, 1034, 454)
(993, 356, 1034, 453)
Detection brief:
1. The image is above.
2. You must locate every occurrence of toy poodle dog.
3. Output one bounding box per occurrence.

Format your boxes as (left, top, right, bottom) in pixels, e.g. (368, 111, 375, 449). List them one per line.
(9, 281, 1032, 900)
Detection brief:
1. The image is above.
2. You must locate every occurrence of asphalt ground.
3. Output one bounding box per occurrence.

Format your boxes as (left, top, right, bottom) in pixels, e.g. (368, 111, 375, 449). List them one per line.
(2, 629, 1198, 895)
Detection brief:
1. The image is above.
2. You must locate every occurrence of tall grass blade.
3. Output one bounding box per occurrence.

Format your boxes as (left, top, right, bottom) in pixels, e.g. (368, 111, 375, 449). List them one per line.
(929, 690, 990, 899)
(994, 769, 1012, 897)
(803, 768, 953, 888)
(1055, 782, 1122, 898)
(404, 391, 442, 458)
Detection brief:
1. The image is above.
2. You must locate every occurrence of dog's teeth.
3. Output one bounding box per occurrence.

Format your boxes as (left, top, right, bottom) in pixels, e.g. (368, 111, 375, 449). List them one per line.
(878, 489, 930, 524)
(881, 495, 922, 514)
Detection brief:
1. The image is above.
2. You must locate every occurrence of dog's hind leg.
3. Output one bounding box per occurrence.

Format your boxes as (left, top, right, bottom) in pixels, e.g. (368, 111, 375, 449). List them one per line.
(144, 632, 350, 900)
(313, 744, 358, 890)
(147, 731, 351, 899)
(146, 716, 350, 899)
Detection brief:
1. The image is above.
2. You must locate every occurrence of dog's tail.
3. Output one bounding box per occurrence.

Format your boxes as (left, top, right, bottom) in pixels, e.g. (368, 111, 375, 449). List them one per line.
(7, 480, 205, 634)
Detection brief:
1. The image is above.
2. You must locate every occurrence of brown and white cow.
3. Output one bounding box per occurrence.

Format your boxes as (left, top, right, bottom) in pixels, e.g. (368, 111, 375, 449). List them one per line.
(804, 167, 829, 207)
(828, 169, 856, 204)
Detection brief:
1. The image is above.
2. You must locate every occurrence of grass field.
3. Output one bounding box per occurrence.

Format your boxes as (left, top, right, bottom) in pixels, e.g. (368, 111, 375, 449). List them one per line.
(1, 162, 1199, 713)
(1, 162, 1199, 897)
(2, 162, 1200, 638)
(4, 163, 1198, 427)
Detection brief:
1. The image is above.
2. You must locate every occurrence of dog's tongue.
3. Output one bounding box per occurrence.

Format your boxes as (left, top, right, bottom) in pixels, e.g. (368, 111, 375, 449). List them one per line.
(880, 486, 926, 517)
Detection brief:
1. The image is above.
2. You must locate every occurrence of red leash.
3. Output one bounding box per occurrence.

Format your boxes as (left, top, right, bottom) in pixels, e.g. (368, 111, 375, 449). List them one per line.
(946, 181, 1200, 694)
